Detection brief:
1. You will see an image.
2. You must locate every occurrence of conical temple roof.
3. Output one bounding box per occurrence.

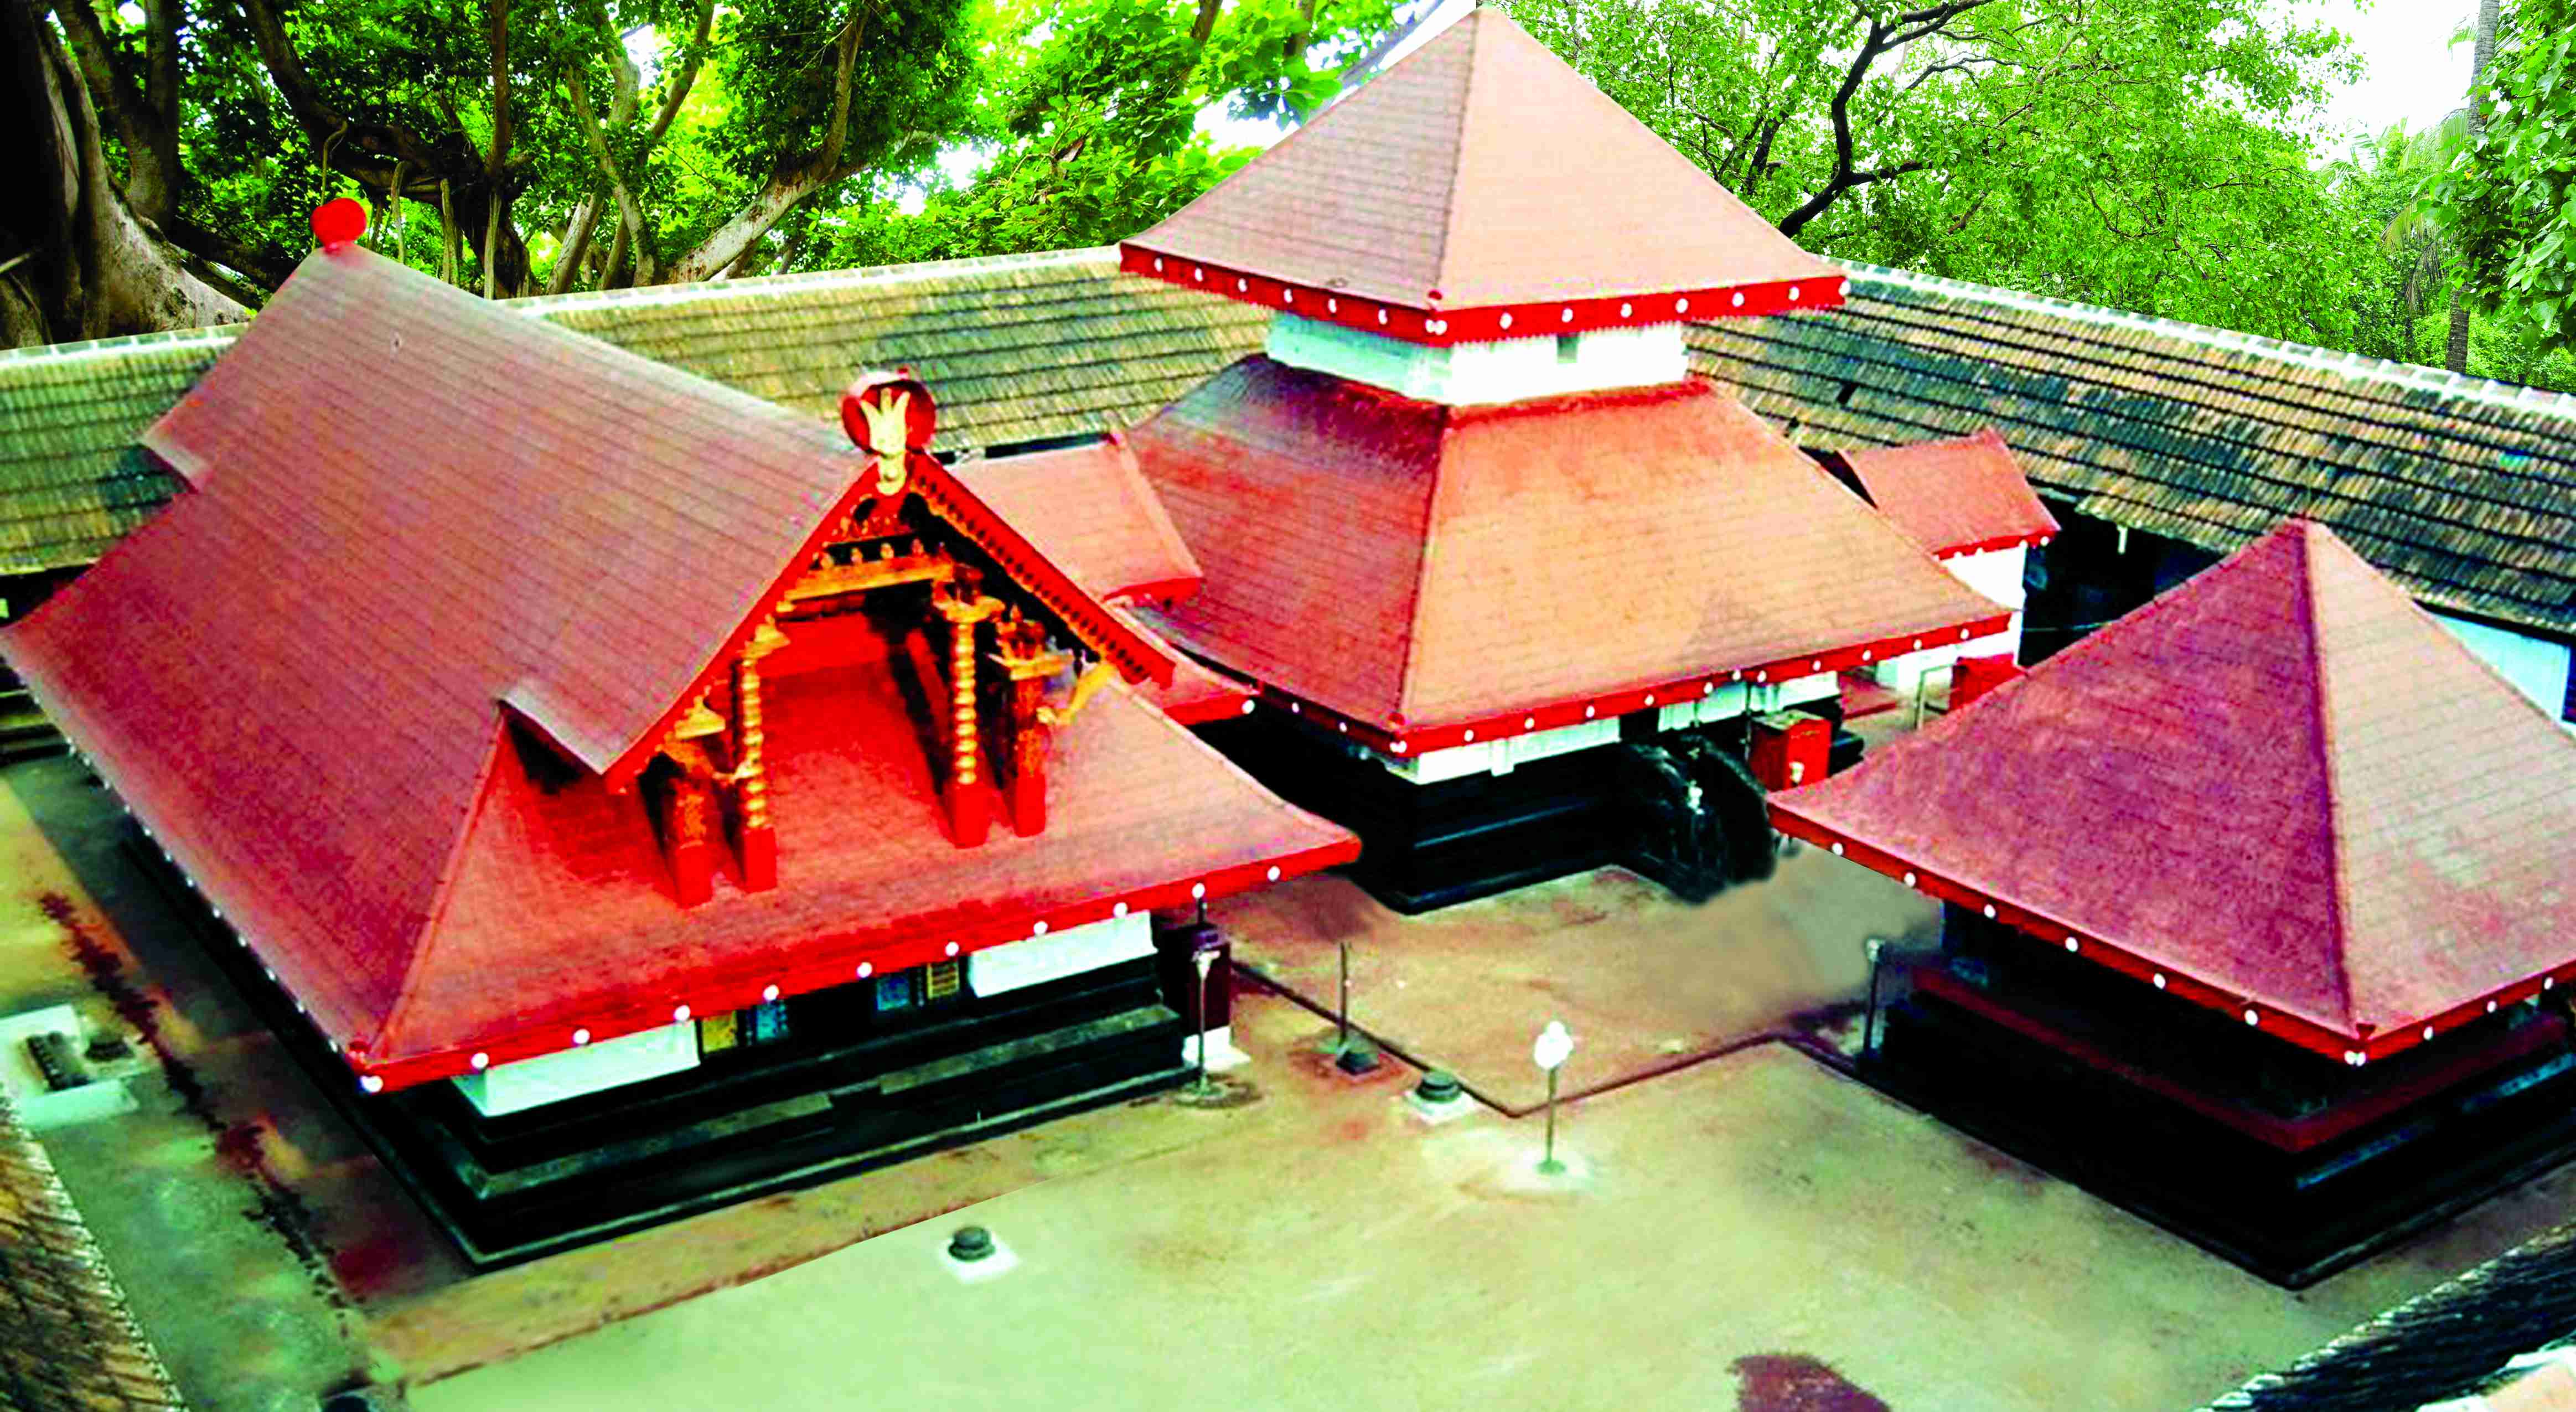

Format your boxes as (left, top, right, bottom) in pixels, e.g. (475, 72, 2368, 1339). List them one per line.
(1772, 520, 2576, 1062)
(1119, 7, 1844, 345)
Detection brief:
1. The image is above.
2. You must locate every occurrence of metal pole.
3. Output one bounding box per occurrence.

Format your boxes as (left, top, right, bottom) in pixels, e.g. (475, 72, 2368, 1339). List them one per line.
(1336, 940, 1352, 1054)
(1191, 949, 1214, 1095)
(1539, 1067, 1563, 1175)
(1863, 938, 1885, 1064)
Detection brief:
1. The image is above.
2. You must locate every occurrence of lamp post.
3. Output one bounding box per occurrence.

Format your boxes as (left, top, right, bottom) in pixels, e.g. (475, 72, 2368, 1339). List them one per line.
(1189, 945, 1217, 1097)
(1862, 937, 1885, 1064)
(1533, 1020, 1573, 1175)
(1336, 939, 1353, 1053)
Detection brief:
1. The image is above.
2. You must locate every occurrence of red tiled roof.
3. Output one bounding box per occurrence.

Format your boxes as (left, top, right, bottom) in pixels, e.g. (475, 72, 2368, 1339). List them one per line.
(375, 664, 1352, 1083)
(1771, 520, 2576, 1064)
(953, 436, 1201, 606)
(1, 246, 1353, 1089)
(1126, 358, 2010, 749)
(1839, 427, 2059, 559)
(1117, 8, 1845, 344)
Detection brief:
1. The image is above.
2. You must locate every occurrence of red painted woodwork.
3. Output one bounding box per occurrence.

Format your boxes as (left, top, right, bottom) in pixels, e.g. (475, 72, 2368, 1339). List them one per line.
(1838, 428, 2059, 561)
(0, 244, 1358, 1091)
(1119, 9, 1843, 345)
(760, 613, 894, 679)
(1771, 521, 2576, 1065)
(736, 823, 778, 892)
(1949, 654, 2021, 710)
(1126, 358, 2008, 737)
(1747, 711, 1832, 792)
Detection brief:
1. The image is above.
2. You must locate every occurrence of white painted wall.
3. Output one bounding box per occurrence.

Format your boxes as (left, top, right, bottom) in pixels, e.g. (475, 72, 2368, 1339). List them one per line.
(968, 912, 1156, 997)
(1370, 671, 1845, 784)
(2433, 613, 2575, 735)
(1382, 717, 1621, 783)
(1264, 313, 1688, 405)
(453, 1021, 700, 1118)
(1876, 545, 2026, 694)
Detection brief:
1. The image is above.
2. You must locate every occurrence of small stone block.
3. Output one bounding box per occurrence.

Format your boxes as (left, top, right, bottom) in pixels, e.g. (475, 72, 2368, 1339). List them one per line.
(940, 1225, 1019, 1283)
(1334, 1035, 1384, 1075)
(948, 1225, 995, 1261)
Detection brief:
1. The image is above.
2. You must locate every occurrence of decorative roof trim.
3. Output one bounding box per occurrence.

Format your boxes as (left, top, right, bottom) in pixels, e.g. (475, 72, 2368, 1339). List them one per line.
(1250, 611, 2015, 754)
(1767, 805, 2574, 1068)
(1120, 244, 1845, 346)
(344, 834, 1359, 1090)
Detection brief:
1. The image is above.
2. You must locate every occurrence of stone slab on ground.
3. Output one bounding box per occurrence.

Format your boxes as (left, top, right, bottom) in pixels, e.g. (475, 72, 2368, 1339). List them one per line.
(1, 764, 385, 1412)
(4, 756, 1389, 1394)
(405, 1038, 2576, 1412)
(1218, 855, 1940, 1113)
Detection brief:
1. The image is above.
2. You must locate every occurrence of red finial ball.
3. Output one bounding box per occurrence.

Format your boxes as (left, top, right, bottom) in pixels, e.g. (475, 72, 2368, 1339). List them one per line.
(312, 199, 368, 252)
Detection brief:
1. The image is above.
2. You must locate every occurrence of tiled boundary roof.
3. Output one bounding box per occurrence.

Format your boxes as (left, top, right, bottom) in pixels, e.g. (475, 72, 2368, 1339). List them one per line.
(0, 248, 1267, 576)
(0, 1092, 188, 1410)
(1698, 263, 2576, 639)
(6, 250, 2572, 643)
(0, 331, 230, 575)
(2203, 1218, 2576, 1411)
(523, 246, 1264, 448)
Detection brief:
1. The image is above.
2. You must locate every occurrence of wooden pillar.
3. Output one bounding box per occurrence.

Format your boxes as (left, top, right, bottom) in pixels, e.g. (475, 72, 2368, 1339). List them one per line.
(993, 615, 1072, 837)
(932, 575, 1003, 847)
(660, 700, 730, 907)
(731, 620, 788, 891)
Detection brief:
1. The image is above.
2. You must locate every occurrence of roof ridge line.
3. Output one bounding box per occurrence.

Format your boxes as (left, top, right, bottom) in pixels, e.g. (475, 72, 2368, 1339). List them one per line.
(372, 722, 515, 1068)
(2295, 526, 2362, 1039)
(1425, 11, 1483, 313)
(1390, 404, 1460, 732)
(1838, 260, 2576, 425)
(0, 325, 240, 365)
(1777, 298, 2576, 482)
(505, 245, 1118, 319)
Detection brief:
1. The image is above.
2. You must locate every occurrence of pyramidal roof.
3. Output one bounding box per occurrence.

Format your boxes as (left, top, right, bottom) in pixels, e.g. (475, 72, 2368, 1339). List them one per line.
(1118, 7, 1844, 345)
(1772, 520, 2576, 1063)
(1126, 358, 2009, 747)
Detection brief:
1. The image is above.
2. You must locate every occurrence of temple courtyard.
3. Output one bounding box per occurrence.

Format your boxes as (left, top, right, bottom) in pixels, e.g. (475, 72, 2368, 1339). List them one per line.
(6, 751, 2572, 1411)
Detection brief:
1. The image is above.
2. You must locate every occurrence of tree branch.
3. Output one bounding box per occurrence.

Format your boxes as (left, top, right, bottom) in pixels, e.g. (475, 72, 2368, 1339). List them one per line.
(482, 0, 510, 297)
(163, 213, 296, 288)
(566, 60, 655, 285)
(639, 0, 715, 149)
(1775, 0, 1991, 238)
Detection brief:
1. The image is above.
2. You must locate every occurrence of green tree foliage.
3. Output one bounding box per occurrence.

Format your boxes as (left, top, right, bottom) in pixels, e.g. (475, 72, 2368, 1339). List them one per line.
(818, 0, 1393, 267)
(2425, 0, 2576, 355)
(2329, 120, 2575, 390)
(12, 0, 980, 325)
(1499, 0, 2372, 346)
